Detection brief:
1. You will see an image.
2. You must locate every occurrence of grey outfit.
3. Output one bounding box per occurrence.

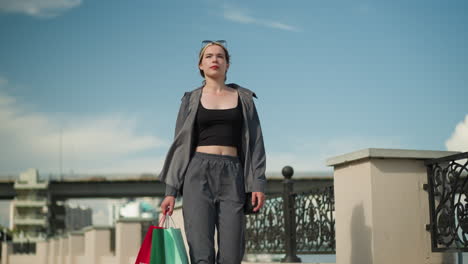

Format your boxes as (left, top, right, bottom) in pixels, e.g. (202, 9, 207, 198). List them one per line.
(159, 83, 267, 197)
(183, 152, 246, 264)
(158, 83, 266, 264)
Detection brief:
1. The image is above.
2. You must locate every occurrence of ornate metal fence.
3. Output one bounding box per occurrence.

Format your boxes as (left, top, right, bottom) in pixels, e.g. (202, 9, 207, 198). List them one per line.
(12, 241, 36, 254)
(246, 194, 285, 253)
(295, 186, 335, 254)
(245, 166, 335, 259)
(425, 152, 468, 252)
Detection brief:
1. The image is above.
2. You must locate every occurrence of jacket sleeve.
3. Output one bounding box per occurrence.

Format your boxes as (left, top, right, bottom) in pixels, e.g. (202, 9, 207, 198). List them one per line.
(250, 99, 267, 193)
(174, 92, 189, 139)
(165, 92, 189, 197)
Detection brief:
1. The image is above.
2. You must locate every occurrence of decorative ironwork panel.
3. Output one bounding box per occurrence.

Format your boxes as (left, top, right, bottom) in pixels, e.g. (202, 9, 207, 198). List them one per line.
(12, 242, 36, 254)
(246, 194, 285, 253)
(426, 152, 468, 252)
(110, 227, 116, 253)
(245, 182, 336, 254)
(295, 186, 335, 254)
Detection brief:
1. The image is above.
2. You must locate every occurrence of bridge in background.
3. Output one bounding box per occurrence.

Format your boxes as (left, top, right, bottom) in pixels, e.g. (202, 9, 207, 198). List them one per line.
(0, 172, 333, 200)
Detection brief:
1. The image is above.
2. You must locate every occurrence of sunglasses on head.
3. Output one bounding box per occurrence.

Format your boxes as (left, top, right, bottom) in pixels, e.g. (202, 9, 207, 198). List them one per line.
(201, 40, 227, 48)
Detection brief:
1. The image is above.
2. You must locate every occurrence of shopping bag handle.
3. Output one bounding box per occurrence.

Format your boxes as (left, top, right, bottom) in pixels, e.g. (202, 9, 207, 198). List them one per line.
(165, 214, 177, 228)
(158, 213, 177, 228)
(158, 214, 166, 227)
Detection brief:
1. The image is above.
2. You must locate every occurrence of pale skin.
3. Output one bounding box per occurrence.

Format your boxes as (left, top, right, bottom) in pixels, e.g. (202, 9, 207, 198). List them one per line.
(160, 44, 266, 216)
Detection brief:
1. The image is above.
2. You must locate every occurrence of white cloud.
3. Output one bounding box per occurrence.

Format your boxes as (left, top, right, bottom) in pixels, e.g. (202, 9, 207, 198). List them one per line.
(266, 136, 402, 173)
(262, 21, 298, 32)
(0, 76, 8, 87)
(223, 6, 255, 24)
(0, 0, 81, 18)
(80, 156, 167, 174)
(267, 151, 321, 173)
(223, 4, 300, 32)
(446, 114, 468, 152)
(0, 80, 168, 175)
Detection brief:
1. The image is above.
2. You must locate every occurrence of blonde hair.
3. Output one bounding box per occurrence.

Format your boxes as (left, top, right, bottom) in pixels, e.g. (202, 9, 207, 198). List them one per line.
(198, 42, 231, 81)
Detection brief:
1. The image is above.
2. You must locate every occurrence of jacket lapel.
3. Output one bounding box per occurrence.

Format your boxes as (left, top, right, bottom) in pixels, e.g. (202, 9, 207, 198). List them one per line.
(183, 84, 255, 192)
(188, 87, 202, 113)
(237, 87, 253, 191)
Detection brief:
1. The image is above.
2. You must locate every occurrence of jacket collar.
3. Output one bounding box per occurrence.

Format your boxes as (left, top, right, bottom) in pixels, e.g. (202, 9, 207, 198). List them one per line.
(187, 83, 256, 112)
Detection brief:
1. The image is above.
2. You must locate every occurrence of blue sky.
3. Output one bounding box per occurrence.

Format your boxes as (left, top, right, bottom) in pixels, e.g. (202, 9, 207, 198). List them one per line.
(0, 0, 467, 176)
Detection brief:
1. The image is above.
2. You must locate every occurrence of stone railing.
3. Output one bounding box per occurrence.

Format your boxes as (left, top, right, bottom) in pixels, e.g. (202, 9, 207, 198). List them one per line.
(327, 148, 459, 264)
(245, 166, 335, 262)
(1, 217, 153, 264)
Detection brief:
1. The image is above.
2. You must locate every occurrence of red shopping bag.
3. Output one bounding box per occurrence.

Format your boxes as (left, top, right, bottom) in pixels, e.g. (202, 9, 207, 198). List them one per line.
(134, 218, 165, 264)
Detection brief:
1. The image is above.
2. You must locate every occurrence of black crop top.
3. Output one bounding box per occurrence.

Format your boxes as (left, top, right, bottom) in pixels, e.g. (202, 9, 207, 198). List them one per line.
(195, 95, 243, 148)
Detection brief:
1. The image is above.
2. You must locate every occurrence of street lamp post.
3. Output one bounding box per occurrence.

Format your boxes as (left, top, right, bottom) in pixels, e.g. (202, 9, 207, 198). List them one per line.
(281, 166, 301, 263)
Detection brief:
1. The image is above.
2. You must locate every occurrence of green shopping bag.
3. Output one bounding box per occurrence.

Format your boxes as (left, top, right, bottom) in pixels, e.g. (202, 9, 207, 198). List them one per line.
(149, 214, 189, 264)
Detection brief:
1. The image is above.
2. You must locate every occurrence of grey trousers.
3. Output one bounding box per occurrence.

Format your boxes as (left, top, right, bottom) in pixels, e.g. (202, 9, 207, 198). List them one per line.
(182, 152, 246, 264)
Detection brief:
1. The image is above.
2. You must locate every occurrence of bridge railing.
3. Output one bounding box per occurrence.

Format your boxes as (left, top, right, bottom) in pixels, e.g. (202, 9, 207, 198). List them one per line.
(245, 166, 335, 262)
(12, 240, 36, 254)
(425, 151, 468, 252)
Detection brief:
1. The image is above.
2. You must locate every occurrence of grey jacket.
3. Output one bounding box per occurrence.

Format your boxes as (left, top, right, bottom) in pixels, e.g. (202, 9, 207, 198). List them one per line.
(159, 83, 266, 197)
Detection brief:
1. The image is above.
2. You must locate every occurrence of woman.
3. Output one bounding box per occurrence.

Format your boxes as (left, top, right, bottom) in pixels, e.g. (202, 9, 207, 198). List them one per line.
(159, 40, 266, 264)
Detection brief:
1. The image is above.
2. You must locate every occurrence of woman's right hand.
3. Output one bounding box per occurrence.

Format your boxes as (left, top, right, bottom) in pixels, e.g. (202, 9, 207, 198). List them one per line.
(160, 196, 176, 216)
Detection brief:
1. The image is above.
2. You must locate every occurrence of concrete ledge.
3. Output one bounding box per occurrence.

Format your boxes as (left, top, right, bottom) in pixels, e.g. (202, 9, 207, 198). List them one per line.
(326, 148, 459, 167)
(266, 172, 333, 179)
(116, 217, 155, 223)
(68, 230, 85, 236)
(242, 263, 329, 264)
(82, 225, 113, 232)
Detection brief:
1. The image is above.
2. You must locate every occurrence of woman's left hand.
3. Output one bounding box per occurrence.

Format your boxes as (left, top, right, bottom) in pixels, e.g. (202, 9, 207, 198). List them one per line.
(252, 192, 265, 212)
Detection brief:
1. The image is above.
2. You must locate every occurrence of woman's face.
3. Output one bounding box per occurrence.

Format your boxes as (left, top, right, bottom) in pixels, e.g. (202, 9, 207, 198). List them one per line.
(199, 44, 229, 80)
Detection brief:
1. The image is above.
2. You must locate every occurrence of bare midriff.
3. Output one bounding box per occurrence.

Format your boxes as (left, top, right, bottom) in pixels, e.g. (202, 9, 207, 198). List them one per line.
(195, 145, 238, 157)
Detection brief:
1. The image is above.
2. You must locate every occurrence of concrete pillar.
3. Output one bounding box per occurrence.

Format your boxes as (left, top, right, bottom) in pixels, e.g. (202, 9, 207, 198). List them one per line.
(58, 235, 68, 264)
(1, 242, 12, 264)
(115, 218, 147, 264)
(36, 240, 49, 264)
(327, 148, 459, 264)
(67, 231, 84, 264)
(83, 226, 113, 264)
(48, 237, 59, 264)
